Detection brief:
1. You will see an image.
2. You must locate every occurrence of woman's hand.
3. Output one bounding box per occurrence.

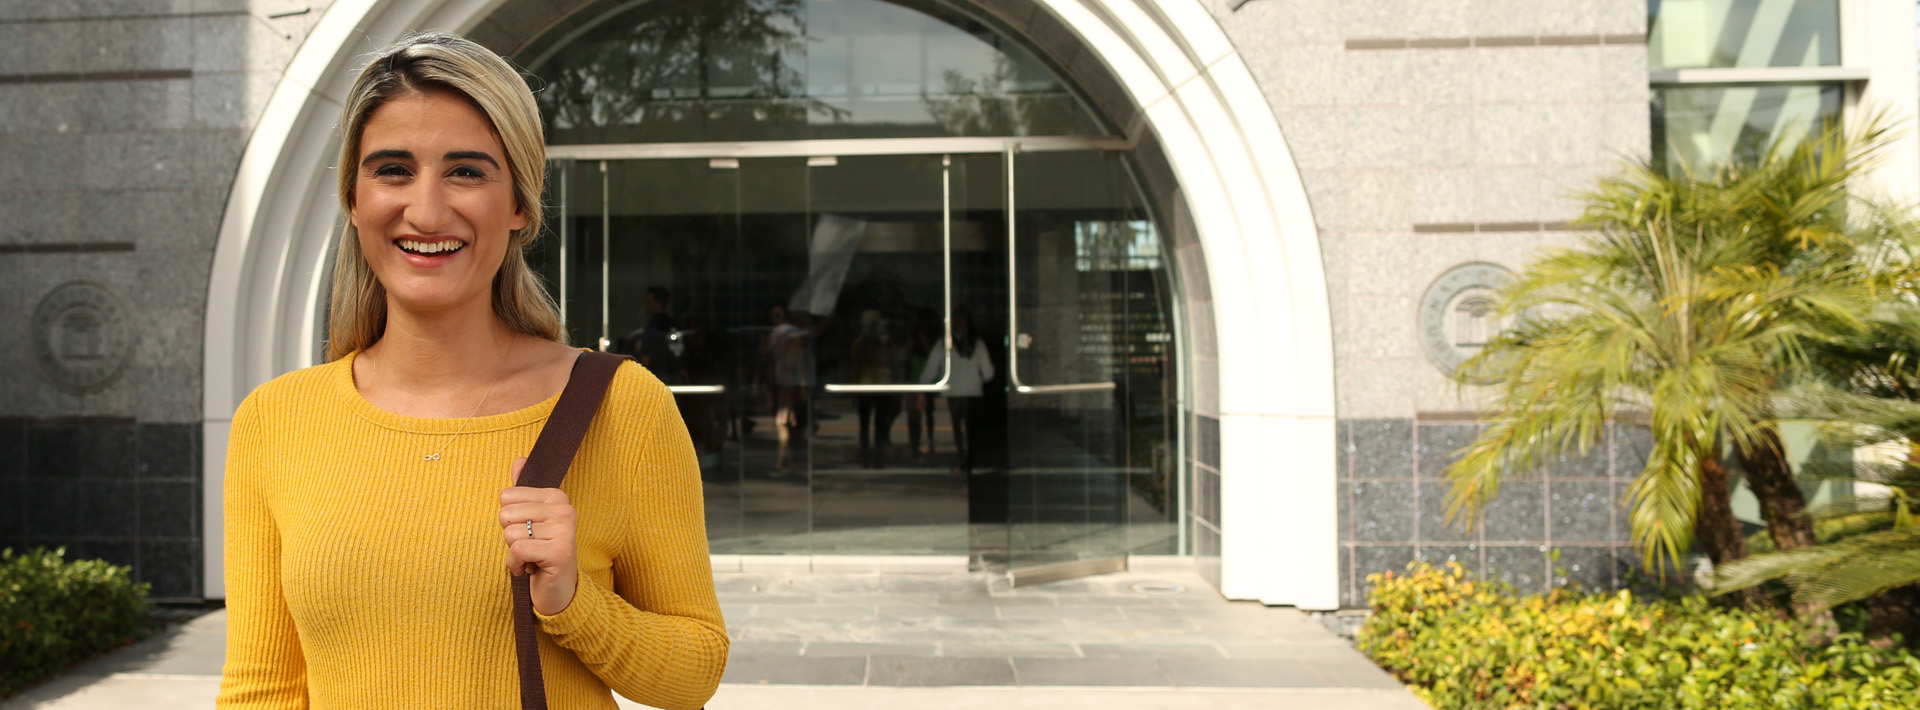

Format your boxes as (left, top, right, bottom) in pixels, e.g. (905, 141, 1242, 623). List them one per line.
(500, 456, 578, 616)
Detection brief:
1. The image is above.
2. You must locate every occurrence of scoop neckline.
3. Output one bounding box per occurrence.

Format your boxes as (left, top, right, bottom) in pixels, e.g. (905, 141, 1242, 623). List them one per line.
(333, 348, 583, 434)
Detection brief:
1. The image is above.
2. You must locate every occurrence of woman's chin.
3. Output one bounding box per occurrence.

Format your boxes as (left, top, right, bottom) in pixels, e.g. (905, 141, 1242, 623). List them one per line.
(384, 284, 487, 316)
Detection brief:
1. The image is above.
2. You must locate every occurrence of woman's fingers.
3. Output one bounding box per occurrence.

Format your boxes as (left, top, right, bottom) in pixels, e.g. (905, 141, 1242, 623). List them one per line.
(499, 456, 580, 614)
(498, 500, 573, 526)
(499, 485, 569, 507)
(505, 537, 576, 575)
(498, 513, 574, 543)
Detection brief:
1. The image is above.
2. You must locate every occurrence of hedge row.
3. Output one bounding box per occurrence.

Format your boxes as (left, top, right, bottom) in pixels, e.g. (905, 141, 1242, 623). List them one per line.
(1, 548, 152, 698)
(1358, 561, 1920, 710)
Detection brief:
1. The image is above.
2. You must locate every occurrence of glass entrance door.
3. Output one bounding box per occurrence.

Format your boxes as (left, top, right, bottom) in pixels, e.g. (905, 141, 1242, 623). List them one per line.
(542, 142, 1176, 578)
(546, 152, 970, 558)
(1002, 147, 1145, 584)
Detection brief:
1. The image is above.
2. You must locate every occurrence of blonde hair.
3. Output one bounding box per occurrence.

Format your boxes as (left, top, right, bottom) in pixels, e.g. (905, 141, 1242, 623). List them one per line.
(326, 31, 564, 361)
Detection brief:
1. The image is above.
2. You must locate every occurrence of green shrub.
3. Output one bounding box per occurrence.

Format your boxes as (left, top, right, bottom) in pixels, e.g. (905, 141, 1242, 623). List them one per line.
(1358, 561, 1920, 710)
(0, 547, 153, 698)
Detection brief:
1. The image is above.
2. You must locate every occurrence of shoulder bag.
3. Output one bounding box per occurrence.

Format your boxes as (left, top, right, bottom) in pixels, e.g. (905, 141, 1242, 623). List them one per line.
(509, 351, 625, 710)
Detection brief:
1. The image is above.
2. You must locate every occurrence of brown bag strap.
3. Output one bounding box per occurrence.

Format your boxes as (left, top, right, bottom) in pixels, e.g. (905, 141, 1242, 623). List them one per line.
(513, 351, 627, 710)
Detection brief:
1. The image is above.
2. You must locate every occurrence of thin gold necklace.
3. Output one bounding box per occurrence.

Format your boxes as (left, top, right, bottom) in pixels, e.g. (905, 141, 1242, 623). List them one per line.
(385, 338, 515, 463)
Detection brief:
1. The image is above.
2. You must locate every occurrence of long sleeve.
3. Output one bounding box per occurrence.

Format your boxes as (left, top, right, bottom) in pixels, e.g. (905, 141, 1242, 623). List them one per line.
(216, 395, 309, 709)
(972, 339, 995, 384)
(536, 369, 727, 710)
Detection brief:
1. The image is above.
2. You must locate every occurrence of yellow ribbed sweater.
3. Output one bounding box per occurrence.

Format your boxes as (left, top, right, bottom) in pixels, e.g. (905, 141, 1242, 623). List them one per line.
(217, 350, 727, 710)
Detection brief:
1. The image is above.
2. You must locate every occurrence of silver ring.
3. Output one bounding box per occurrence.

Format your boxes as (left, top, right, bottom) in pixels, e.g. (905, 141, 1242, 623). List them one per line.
(526, 520, 534, 538)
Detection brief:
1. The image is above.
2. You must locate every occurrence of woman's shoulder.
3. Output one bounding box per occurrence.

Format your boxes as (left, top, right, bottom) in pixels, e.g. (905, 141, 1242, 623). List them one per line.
(235, 357, 349, 420)
(605, 354, 670, 405)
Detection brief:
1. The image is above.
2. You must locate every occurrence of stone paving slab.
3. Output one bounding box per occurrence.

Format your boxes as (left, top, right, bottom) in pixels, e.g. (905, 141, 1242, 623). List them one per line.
(5, 679, 1432, 710)
(2, 568, 1429, 708)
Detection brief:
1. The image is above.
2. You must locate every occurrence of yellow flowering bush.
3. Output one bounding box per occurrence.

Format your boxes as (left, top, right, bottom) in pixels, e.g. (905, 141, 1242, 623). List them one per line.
(1358, 561, 1920, 709)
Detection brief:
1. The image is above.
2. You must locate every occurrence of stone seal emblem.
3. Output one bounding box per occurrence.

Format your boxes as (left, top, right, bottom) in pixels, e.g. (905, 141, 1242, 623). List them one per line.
(1419, 262, 1515, 384)
(32, 280, 136, 393)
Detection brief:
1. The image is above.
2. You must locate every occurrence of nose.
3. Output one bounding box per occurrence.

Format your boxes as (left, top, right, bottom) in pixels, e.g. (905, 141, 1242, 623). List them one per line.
(402, 179, 454, 234)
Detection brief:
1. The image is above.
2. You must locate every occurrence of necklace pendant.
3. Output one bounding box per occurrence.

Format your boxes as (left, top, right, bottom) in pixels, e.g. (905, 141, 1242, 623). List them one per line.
(424, 453, 441, 461)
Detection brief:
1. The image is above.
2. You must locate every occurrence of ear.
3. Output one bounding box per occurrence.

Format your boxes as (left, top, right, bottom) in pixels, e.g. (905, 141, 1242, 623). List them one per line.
(510, 204, 529, 232)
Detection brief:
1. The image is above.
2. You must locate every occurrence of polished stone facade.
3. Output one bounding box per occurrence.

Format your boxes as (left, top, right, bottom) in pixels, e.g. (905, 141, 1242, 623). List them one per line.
(1202, 0, 1654, 605)
(0, 0, 328, 600)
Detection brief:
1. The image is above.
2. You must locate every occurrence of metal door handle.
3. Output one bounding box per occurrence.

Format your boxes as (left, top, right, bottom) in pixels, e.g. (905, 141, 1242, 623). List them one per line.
(823, 156, 956, 396)
(1014, 382, 1115, 394)
(823, 384, 953, 393)
(1005, 143, 1114, 397)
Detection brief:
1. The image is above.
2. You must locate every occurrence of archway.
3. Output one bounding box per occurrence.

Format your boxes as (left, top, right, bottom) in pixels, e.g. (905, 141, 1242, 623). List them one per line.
(201, 0, 1336, 608)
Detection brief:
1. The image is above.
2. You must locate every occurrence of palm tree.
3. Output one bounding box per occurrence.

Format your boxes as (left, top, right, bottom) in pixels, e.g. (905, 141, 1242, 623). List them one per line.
(1714, 298, 1920, 637)
(1444, 120, 1894, 606)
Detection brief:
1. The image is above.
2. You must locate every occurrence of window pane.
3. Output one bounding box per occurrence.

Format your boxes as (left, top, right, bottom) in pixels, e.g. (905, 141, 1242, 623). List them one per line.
(1648, 0, 1840, 71)
(526, 0, 1107, 144)
(1651, 82, 1841, 173)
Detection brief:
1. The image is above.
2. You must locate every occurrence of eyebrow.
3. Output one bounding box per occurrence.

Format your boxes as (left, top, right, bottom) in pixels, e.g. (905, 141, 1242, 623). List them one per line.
(446, 151, 501, 169)
(360, 149, 502, 170)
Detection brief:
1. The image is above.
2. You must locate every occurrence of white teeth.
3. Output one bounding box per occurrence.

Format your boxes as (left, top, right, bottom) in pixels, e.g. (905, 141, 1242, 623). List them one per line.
(398, 239, 466, 255)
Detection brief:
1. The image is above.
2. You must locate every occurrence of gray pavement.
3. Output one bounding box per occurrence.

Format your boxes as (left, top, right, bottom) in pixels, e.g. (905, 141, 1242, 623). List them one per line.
(2, 567, 1428, 709)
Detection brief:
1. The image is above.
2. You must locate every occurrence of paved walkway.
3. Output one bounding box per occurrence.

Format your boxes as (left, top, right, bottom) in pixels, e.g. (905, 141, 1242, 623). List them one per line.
(2, 567, 1428, 709)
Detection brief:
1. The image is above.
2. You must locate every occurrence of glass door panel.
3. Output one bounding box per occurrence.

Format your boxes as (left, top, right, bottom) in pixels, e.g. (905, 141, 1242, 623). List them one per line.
(727, 157, 813, 553)
(1005, 148, 1136, 583)
(597, 158, 754, 553)
(808, 154, 968, 555)
(550, 159, 606, 350)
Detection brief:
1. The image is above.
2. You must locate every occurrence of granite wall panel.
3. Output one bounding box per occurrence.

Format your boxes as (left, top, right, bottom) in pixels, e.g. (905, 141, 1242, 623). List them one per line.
(1341, 416, 1649, 607)
(0, 421, 203, 599)
(0, 2, 315, 600)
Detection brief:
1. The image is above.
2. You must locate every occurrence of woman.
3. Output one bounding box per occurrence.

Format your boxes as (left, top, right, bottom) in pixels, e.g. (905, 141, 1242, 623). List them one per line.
(918, 306, 994, 475)
(217, 33, 726, 709)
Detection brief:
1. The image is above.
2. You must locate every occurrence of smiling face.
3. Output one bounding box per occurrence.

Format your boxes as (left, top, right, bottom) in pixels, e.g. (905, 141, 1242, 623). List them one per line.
(350, 89, 527, 316)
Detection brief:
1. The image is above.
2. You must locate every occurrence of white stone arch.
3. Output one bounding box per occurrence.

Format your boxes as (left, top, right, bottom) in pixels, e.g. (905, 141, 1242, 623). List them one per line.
(201, 0, 1337, 608)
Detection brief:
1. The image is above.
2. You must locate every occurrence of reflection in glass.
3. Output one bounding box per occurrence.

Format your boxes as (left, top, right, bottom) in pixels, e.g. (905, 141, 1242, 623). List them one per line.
(1648, 0, 1840, 71)
(520, 0, 1183, 567)
(1008, 150, 1179, 567)
(1651, 83, 1840, 173)
(527, 0, 1105, 144)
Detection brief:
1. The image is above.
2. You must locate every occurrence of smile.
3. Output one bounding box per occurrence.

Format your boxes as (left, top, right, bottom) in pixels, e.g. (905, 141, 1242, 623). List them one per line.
(395, 238, 467, 256)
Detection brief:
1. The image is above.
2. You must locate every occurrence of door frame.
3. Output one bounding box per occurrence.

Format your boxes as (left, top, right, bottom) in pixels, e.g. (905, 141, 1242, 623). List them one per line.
(551, 136, 1164, 585)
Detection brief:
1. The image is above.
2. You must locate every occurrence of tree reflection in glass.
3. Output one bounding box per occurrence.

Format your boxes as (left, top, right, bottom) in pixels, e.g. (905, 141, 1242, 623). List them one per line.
(526, 0, 1106, 144)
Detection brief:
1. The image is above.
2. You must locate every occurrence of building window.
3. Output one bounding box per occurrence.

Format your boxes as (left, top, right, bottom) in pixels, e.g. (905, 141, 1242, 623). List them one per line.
(1648, 0, 1840, 71)
(1646, 0, 1853, 173)
(1652, 83, 1843, 171)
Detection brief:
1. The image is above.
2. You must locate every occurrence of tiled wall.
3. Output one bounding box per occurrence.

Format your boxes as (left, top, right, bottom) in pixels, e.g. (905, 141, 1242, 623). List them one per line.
(0, 420, 203, 599)
(1337, 418, 1653, 607)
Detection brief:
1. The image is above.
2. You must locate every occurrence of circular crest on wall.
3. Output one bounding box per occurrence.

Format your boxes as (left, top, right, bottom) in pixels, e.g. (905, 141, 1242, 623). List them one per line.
(1419, 262, 1515, 384)
(32, 279, 137, 394)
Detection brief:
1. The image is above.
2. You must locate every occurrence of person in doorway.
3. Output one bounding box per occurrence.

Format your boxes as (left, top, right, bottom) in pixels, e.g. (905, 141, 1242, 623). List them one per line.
(919, 306, 994, 476)
(215, 33, 725, 710)
(850, 309, 900, 468)
(764, 303, 810, 472)
(618, 286, 680, 380)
